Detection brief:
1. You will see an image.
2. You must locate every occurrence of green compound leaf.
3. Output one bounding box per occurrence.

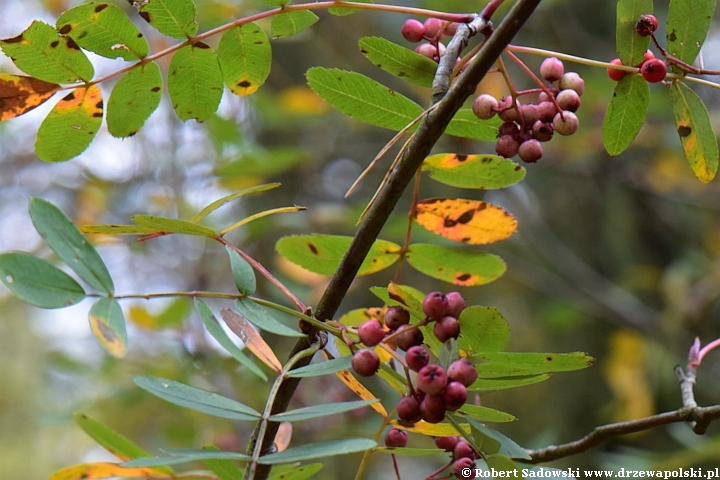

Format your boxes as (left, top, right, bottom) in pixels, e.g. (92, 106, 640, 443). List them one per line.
(194, 299, 267, 380)
(457, 404, 516, 423)
(0, 20, 94, 84)
(667, 0, 716, 66)
(257, 438, 377, 465)
(616, 0, 653, 66)
(457, 306, 511, 356)
(133, 375, 262, 421)
(406, 243, 506, 287)
(306, 67, 423, 131)
(358, 36, 437, 87)
(670, 80, 719, 183)
(168, 43, 223, 122)
(73, 413, 162, 465)
(218, 23, 271, 96)
(235, 298, 305, 337)
(88, 297, 128, 358)
(201, 445, 243, 480)
(271, 11, 319, 39)
(56, 3, 149, 60)
(276, 234, 401, 276)
(474, 351, 594, 377)
(602, 74, 649, 156)
(468, 374, 550, 391)
(422, 153, 525, 190)
(0, 252, 85, 308)
(35, 85, 103, 162)
(131, 215, 218, 236)
(107, 62, 163, 138)
(269, 399, 378, 422)
(286, 356, 353, 378)
(329, 0, 373, 16)
(29, 197, 113, 294)
(445, 108, 502, 141)
(137, 0, 198, 39)
(226, 246, 256, 296)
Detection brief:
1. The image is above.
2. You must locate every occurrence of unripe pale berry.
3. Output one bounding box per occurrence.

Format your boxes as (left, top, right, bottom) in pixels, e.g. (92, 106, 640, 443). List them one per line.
(420, 394, 446, 423)
(531, 121, 553, 142)
(445, 292, 465, 318)
(434, 316, 461, 342)
(395, 324, 424, 351)
(472, 94, 499, 120)
(553, 111, 579, 136)
(384, 427, 408, 448)
(401, 19, 425, 43)
(558, 72, 585, 95)
(424, 18, 444, 37)
(556, 89, 581, 112)
(417, 364, 449, 395)
(352, 349, 380, 377)
(397, 395, 421, 423)
(422, 291, 450, 320)
(518, 139, 543, 163)
(444, 381, 468, 411)
(435, 435, 459, 452)
(540, 57, 565, 83)
(495, 134, 520, 158)
(448, 359, 478, 387)
(641, 58, 667, 83)
(607, 58, 626, 82)
(635, 14, 658, 37)
(358, 319, 385, 347)
(384, 306, 410, 330)
(405, 345, 430, 372)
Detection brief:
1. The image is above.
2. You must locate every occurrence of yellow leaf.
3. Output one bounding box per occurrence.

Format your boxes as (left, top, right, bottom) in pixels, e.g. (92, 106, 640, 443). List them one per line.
(414, 198, 517, 245)
(0, 74, 59, 120)
(390, 420, 470, 437)
(128, 305, 156, 329)
(323, 350, 387, 417)
(221, 308, 282, 373)
(49, 462, 172, 480)
(55, 84, 103, 117)
(279, 85, 330, 115)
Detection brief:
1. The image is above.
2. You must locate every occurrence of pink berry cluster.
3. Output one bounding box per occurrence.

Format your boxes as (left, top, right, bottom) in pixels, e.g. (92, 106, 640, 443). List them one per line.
(401, 18, 458, 62)
(471, 57, 584, 163)
(608, 15, 666, 84)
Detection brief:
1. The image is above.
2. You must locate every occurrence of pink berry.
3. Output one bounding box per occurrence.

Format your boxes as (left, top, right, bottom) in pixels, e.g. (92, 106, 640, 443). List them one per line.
(556, 89, 581, 112)
(636, 49, 655, 67)
(423, 18, 444, 38)
(417, 364, 448, 395)
(445, 292, 465, 318)
(558, 72, 585, 95)
(422, 292, 449, 320)
(406, 345, 430, 372)
(420, 394, 446, 423)
(495, 134, 520, 158)
(454, 457, 475, 477)
(498, 106, 519, 123)
(520, 104, 540, 125)
(608, 58, 626, 82)
(401, 19, 425, 43)
(397, 395, 421, 424)
(635, 14, 658, 37)
(537, 101, 558, 122)
(553, 111, 579, 136)
(518, 139, 543, 163)
(444, 381, 468, 411)
(414, 43, 437, 59)
(444, 22, 459, 36)
(498, 121, 519, 136)
(434, 316, 460, 342)
(395, 324, 424, 351)
(452, 440, 475, 460)
(352, 349, 380, 377)
(472, 94, 499, 120)
(358, 319, 385, 347)
(384, 427, 408, 448)
(641, 58, 667, 83)
(531, 121, 553, 142)
(540, 57, 565, 83)
(434, 436, 459, 452)
(448, 359, 478, 387)
(384, 306, 410, 330)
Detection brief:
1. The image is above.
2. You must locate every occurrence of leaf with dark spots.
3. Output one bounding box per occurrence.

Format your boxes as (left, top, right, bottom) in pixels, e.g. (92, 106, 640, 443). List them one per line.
(151, 86, 160, 92)
(63, 92, 75, 101)
(668, 30, 676, 42)
(456, 154, 467, 162)
(139, 11, 150, 22)
(194, 42, 211, 49)
(238, 81, 251, 88)
(58, 24, 72, 35)
(66, 38, 80, 50)
(50, 40, 59, 48)
(678, 125, 691, 137)
(456, 273, 471, 282)
(94, 3, 109, 12)
(308, 243, 319, 255)
(456, 210, 475, 224)
(3, 34, 23, 43)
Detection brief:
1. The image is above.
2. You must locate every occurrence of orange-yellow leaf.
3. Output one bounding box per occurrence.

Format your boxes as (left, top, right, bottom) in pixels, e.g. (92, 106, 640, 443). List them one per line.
(414, 198, 517, 245)
(323, 350, 387, 417)
(274, 422, 293, 452)
(390, 420, 470, 437)
(221, 308, 282, 373)
(0, 74, 59, 120)
(49, 462, 172, 480)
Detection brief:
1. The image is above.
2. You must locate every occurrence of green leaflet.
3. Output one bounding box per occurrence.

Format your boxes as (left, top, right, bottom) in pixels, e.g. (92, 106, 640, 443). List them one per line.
(615, 0, 653, 66)
(168, 43, 223, 122)
(0, 252, 85, 308)
(286, 356, 353, 378)
(456, 306, 511, 356)
(235, 298, 304, 337)
(405, 243, 506, 286)
(271, 11, 319, 39)
(359, 36, 437, 87)
(226, 247, 256, 296)
(191, 183, 281, 223)
(667, 0, 716, 66)
(130, 215, 218, 236)
(257, 438, 377, 465)
(107, 62, 163, 138)
(467, 418, 531, 460)
(445, 108, 502, 141)
(276, 234, 401, 276)
(201, 446, 243, 480)
(328, 0, 373, 16)
(218, 23, 272, 96)
(468, 374, 550, 391)
(56, 2, 149, 60)
(137, 0, 198, 39)
(122, 450, 250, 467)
(29, 197, 113, 293)
(602, 74, 649, 156)
(474, 351, 595, 377)
(670, 80, 719, 183)
(88, 297, 128, 358)
(457, 404, 516, 423)
(422, 153, 526, 190)
(268, 399, 378, 422)
(0, 20, 94, 84)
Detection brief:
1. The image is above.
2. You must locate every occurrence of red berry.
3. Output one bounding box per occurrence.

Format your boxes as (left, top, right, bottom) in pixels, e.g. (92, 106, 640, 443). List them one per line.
(454, 457, 475, 478)
(384, 427, 408, 448)
(537, 101, 558, 122)
(417, 364, 448, 395)
(558, 72, 585, 95)
(352, 349, 380, 377)
(384, 306, 410, 330)
(452, 440, 475, 460)
(445, 22, 459, 36)
(498, 121, 519, 136)
(518, 139, 543, 163)
(607, 58, 626, 82)
(422, 292, 450, 320)
(420, 394, 446, 423)
(531, 121, 553, 142)
(634, 49, 655, 67)
(556, 89, 581, 112)
(540, 57, 565, 83)
(444, 381, 468, 411)
(520, 104, 540, 125)
(358, 319, 385, 347)
(405, 345, 430, 371)
(448, 359, 478, 387)
(401, 19, 425, 43)
(395, 324, 424, 351)
(423, 18, 444, 38)
(397, 395, 421, 424)
(445, 292, 465, 318)
(553, 111, 579, 136)
(635, 14, 658, 37)
(641, 58, 667, 83)
(472, 94, 499, 120)
(435, 435, 459, 451)
(495, 134, 520, 158)
(434, 316, 460, 342)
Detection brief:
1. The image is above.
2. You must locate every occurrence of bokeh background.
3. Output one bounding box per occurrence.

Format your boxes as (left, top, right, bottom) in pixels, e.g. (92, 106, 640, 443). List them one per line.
(2, 0, 720, 478)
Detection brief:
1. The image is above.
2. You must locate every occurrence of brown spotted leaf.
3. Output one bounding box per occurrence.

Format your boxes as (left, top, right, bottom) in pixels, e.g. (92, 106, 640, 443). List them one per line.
(0, 74, 59, 121)
(218, 23, 271, 96)
(168, 43, 223, 122)
(414, 198, 517, 245)
(88, 298, 127, 358)
(405, 243, 506, 286)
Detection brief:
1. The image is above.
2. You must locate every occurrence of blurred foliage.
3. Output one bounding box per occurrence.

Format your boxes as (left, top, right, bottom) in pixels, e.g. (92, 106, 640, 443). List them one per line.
(3, 0, 720, 478)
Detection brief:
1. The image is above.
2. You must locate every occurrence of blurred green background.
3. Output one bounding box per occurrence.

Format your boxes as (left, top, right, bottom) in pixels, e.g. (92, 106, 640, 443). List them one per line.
(2, 0, 720, 478)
